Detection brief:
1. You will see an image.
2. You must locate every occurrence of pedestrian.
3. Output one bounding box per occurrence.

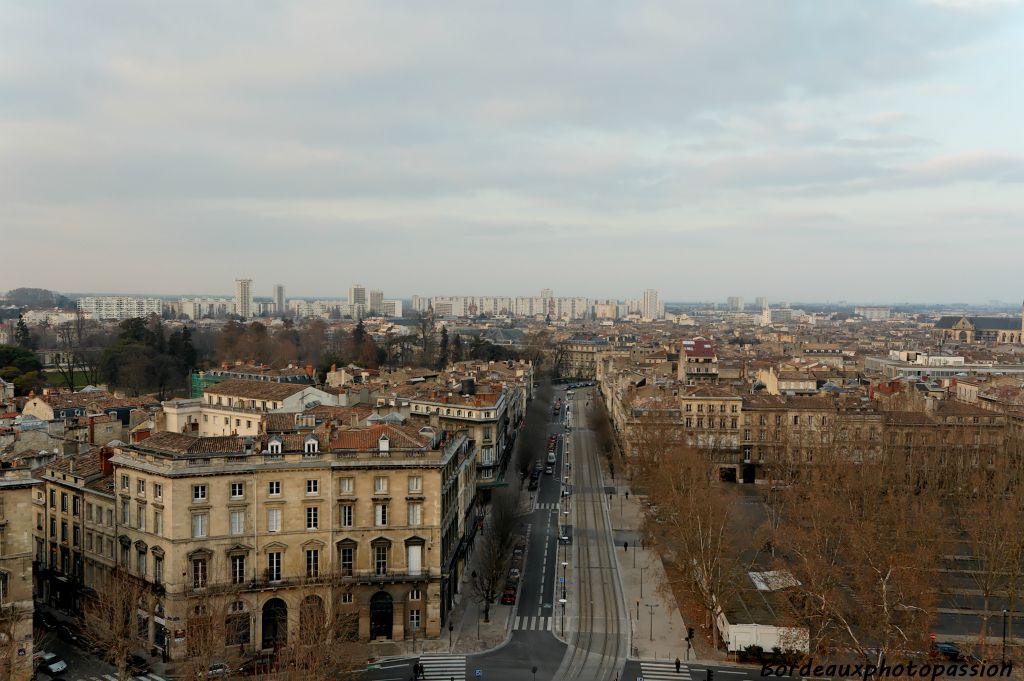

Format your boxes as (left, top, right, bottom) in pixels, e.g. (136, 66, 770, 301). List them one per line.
(676, 657, 682, 673)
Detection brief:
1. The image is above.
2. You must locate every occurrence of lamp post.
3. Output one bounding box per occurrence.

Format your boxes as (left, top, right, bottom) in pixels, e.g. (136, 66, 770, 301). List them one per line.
(559, 598, 567, 636)
(639, 566, 647, 599)
(448, 621, 454, 652)
(532, 665, 538, 681)
(1003, 608, 1009, 664)
(561, 561, 568, 600)
(646, 603, 660, 641)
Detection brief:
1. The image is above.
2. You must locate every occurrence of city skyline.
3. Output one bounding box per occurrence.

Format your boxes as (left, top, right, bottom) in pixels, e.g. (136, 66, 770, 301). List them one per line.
(2, 2, 1023, 301)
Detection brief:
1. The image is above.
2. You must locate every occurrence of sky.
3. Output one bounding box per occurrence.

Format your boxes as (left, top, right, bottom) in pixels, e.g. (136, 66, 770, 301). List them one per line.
(1, 1, 1023, 304)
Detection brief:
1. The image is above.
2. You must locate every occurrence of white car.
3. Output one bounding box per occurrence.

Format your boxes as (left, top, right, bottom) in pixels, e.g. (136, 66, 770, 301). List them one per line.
(35, 652, 68, 675)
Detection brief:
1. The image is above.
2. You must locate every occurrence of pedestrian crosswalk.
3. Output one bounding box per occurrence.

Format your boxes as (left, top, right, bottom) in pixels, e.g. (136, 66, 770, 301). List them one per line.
(513, 615, 553, 631)
(419, 653, 466, 680)
(641, 660, 692, 680)
(535, 502, 560, 510)
(75, 671, 164, 675)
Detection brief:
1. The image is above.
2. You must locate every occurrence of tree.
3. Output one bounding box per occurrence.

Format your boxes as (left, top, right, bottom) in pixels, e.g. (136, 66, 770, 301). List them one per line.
(14, 316, 32, 350)
(471, 490, 520, 622)
(82, 567, 151, 680)
(437, 327, 449, 370)
(451, 333, 464, 363)
(54, 311, 105, 390)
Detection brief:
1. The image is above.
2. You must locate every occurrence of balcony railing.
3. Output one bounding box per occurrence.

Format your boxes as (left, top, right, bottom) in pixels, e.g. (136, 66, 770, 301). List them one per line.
(193, 568, 435, 594)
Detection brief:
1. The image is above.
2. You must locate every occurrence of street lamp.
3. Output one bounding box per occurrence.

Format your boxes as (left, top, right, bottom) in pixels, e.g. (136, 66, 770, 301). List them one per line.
(646, 603, 660, 641)
(559, 598, 567, 636)
(1003, 608, 1009, 664)
(532, 665, 538, 681)
(448, 621, 454, 652)
(639, 566, 647, 599)
(561, 561, 568, 600)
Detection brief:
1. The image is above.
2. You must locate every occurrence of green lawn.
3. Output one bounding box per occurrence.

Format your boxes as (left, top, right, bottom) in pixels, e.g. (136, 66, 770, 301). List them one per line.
(44, 370, 94, 389)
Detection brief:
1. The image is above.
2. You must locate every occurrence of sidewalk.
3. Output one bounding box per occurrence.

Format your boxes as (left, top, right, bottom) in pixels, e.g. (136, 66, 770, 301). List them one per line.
(608, 490, 692, 662)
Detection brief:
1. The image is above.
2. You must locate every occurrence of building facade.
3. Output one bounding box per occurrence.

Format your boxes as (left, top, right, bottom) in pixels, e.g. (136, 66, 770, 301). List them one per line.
(1, 467, 40, 681)
(77, 296, 163, 321)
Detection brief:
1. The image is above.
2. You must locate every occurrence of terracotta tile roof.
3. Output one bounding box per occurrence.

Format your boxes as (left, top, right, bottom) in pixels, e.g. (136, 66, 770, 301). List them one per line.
(133, 431, 245, 454)
(204, 379, 308, 401)
(330, 424, 432, 451)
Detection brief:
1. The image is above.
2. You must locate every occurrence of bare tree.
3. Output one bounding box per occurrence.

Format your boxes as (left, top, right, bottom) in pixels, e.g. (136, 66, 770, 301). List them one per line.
(471, 490, 520, 622)
(278, 590, 367, 681)
(82, 567, 151, 680)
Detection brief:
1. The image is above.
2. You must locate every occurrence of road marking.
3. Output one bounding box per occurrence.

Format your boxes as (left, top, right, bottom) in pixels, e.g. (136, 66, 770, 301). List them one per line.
(419, 653, 466, 680)
(640, 660, 692, 680)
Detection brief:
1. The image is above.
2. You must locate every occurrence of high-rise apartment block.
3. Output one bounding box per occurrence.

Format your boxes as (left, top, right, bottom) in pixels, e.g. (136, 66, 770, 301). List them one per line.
(727, 296, 744, 311)
(273, 284, 285, 315)
(78, 296, 163, 321)
(369, 289, 384, 314)
(348, 284, 367, 307)
(235, 279, 253, 318)
(642, 289, 661, 320)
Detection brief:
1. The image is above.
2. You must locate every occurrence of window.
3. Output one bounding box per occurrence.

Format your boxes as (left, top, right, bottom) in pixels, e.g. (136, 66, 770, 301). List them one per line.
(339, 478, 354, 495)
(120, 544, 129, 567)
(121, 502, 129, 524)
(306, 549, 319, 578)
(697, 404, 703, 413)
(86, 532, 93, 551)
(268, 481, 281, 496)
(191, 513, 208, 538)
(341, 504, 353, 528)
(121, 475, 130, 491)
(230, 510, 245, 535)
(410, 588, 422, 601)
(85, 503, 93, 521)
(154, 509, 163, 535)
(306, 507, 319, 530)
(375, 503, 388, 527)
(408, 476, 422, 493)
(192, 558, 207, 589)
(73, 526, 80, 547)
(267, 552, 282, 582)
(409, 608, 421, 632)
(154, 483, 162, 499)
(374, 477, 388, 494)
(304, 438, 319, 455)
(192, 485, 207, 502)
(267, 508, 281, 533)
(50, 518, 56, 537)
(61, 493, 68, 512)
(341, 592, 354, 604)
(137, 479, 146, 495)
(230, 482, 244, 499)
(306, 479, 319, 496)
(408, 503, 422, 527)
(137, 503, 146, 531)
(72, 497, 81, 516)
(137, 551, 146, 577)
(374, 544, 388, 575)
(61, 521, 67, 542)
(231, 555, 246, 584)
(154, 556, 164, 583)
(685, 403, 692, 413)
(268, 440, 282, 455)
(340, 546, 354, 575)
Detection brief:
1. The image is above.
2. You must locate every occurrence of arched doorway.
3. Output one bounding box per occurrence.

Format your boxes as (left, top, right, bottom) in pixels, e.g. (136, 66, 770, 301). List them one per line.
(261, 598, 288, 650)
(299, 595, 325, 644)
(369, 591, 393, 640)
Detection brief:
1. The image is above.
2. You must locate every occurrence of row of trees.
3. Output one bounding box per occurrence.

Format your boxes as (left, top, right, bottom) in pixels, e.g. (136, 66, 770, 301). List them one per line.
(627, 408, 1024, 665)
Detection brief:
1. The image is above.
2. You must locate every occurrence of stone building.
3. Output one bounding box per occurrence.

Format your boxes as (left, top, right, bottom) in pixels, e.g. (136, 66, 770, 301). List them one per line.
(1, 466, 40, 681)
(107, 423, 474, 660)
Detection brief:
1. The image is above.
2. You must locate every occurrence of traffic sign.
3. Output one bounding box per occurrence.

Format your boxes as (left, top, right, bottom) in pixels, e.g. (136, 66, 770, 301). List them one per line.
(559, 576, 565, 584)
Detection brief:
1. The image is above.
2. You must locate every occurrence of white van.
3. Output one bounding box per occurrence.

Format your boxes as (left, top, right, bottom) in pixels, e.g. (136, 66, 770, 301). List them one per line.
(547, 451, 556, 464)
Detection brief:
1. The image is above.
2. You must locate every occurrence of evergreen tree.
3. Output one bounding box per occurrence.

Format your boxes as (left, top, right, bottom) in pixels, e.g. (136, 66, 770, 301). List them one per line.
(452, 334, 463, 363)
(14, 315, 33, 349)
(437, 327, 449, 370)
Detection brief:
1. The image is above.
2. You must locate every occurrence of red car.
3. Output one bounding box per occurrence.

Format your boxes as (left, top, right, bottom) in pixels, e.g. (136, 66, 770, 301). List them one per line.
(500, 590, 517, 605)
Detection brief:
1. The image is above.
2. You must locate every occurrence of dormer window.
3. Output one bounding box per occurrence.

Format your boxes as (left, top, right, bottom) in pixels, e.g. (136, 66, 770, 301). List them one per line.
(268, 438, 282, 455)
(304, 437, 319, 455)
(378, 435, 390, 455)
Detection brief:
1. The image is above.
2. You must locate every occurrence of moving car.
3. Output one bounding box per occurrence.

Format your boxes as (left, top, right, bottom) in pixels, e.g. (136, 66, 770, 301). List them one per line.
(545, 464, 554, 475)
(547, 452, 556, 464)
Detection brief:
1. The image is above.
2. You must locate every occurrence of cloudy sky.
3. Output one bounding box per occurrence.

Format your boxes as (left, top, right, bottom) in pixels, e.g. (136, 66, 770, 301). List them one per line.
(2, 1, 1022, 303)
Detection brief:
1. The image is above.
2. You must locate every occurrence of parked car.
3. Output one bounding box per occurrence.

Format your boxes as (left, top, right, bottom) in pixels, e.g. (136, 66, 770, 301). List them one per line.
(56, 623, 84, 647)
(508, 567, 521, 579)
(35, 652, 68, 675)
(931, 642, 963, 661)
(528, 479, 539, 490)
(126, 653, 152, 674)
(545, 465, 554, 475)
(500, 591, 516, 605)
(238, 654, 279, 676)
